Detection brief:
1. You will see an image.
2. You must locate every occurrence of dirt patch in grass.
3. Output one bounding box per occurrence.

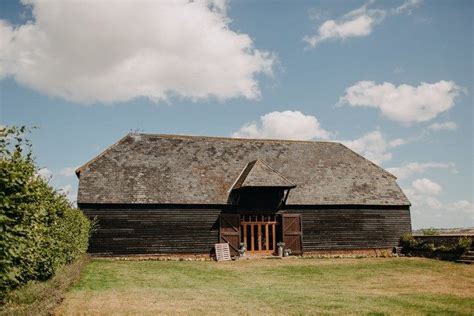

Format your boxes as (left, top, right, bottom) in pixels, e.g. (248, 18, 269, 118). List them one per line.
(55, 257, 474, 315)
(1, 255, 90, 316)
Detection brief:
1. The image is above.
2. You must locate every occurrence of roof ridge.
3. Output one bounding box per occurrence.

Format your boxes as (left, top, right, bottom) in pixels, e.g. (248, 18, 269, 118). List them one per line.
(134, 132, 337, 145)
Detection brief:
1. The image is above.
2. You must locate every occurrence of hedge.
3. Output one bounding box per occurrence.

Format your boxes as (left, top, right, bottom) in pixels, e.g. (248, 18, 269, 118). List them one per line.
(400, 233, 472, 259)
(0, 126, 92, 297)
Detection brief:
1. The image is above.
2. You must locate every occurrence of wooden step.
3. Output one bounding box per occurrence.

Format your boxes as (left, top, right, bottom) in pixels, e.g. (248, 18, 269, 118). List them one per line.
(458, 250, 474, 263)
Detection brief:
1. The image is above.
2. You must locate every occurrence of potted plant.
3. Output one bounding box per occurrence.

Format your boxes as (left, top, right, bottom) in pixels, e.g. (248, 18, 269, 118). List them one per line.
(277, 242, 285, 257)
(238, 242, 246, 257)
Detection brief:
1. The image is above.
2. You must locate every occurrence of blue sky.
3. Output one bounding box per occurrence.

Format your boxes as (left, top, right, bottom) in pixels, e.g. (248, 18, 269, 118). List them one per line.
(0, 0, 472, 228)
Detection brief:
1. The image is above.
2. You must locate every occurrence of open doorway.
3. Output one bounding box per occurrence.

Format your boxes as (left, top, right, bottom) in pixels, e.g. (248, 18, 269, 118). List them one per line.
(241, 215, 277, 255)
(219, 213, 303, 256)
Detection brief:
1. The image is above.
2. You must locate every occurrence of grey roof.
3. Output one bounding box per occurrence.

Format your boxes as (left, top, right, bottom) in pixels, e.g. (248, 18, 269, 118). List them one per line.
(76, 133, 410, 206)
(232, 159, 296, 190)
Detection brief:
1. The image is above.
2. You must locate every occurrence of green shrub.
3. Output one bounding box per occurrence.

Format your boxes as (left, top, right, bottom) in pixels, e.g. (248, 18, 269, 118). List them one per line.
(0, 126, 91, 296)
(421, 228, 439, 236)
(420, 242, 436, 252)
(435, 245, 450, 253)
(400, 233, 418, 249)
(454, 237, 472, 254)
(400, 233, 472, 258)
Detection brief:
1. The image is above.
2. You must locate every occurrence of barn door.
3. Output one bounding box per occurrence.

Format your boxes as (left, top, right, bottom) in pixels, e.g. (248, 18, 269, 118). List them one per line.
(281, 214, 303, 255)
(219, 214, 241, 256)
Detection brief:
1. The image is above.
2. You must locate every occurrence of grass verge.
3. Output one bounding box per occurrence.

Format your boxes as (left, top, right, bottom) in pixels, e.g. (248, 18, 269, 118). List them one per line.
(56, 257, 473, 315)
(1, 255, 90, 315)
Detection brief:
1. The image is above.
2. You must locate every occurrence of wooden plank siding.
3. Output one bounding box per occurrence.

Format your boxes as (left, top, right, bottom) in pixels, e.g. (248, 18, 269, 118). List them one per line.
(285, 207, 411, 250)
(82, 207, 221, 255)
(81, 205, 411, 255)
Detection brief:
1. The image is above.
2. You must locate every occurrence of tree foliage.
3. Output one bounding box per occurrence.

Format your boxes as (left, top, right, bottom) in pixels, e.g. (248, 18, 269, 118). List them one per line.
(0, 126, 91, 296)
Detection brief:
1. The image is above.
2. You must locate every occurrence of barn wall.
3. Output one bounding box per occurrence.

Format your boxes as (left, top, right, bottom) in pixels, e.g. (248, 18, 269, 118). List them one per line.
(81, 205, 222, 255)
(284, 206, 411, 251)
(81, 204, 411, 255)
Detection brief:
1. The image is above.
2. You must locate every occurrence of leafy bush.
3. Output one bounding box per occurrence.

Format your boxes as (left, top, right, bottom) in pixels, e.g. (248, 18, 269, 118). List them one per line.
(454, 237, 472, 254)
(0, 126, 91, 296)
(400, 233, 472, 258)
(421, 228, 439, 236)
(399, 233, 418, 249)
(420, 242, 436, 252)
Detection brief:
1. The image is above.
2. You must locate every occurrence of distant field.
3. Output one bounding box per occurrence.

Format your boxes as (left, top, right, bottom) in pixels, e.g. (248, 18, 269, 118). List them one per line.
(55, 257, 474, 315)
(412, 227, 474, 235)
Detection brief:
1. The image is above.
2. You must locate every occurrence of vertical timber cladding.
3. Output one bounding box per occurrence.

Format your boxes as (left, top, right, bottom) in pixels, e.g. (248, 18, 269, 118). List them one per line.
(284, 206, 412, 251)
(82, 205, 221, 255)
(219, 214, 241, 256)
(281, 213, 303, 255)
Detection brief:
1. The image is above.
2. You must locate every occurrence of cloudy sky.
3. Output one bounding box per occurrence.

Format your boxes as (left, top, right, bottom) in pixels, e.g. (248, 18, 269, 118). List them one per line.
(0, 0, 472, 228)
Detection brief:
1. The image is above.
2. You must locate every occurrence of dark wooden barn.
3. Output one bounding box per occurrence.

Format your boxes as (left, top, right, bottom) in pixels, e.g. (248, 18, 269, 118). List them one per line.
(76, 133, 411, 256)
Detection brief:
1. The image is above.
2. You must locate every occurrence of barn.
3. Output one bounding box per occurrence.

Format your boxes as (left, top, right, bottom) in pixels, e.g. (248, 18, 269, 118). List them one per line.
(76, 133, 412, 256)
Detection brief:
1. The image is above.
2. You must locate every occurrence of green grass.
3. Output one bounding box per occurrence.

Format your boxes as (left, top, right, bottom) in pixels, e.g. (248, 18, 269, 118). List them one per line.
(56, 257, 474, 315)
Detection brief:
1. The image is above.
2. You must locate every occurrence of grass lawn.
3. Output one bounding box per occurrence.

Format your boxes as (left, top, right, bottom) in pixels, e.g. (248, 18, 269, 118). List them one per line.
(55, 257, 474, 315)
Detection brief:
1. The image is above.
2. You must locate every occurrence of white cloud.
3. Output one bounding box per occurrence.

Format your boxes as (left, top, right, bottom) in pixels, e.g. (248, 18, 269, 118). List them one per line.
(303, 6, 384, 47)
(405, 179, 474, 228)
(37, 167, 52, 180)
(232, 110, 331, 140)
(411, 199, 474, 228)
(404, 179, 443, 218)
(411, 178, 442, 195)
(388, 138, 408, 147)
(57, 167, 77, 177)
(303, 0, 421, 47)
(387, 162, 456, 180)
(308, 8, 329, 21)
(340, 130, 407, 164)
(233, 111, 413, 164)
(59, 184, 73, 195)
(451, 200, 474, 212)
(447, 201, 474, 223)
(58, 184, 77, 204)
(339, 80, 462, 123)
(0, 0, 274, 104)
(390, 0, 422, 15)
(303, 13, 380, 47)
(428, 121, 457, 131)
(37, 166, 78, 178)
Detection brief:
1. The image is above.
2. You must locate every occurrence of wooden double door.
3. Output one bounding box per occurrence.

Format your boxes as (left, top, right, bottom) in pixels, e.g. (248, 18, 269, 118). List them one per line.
(241, 215, 277, 254)
(219, 213, 303, 256)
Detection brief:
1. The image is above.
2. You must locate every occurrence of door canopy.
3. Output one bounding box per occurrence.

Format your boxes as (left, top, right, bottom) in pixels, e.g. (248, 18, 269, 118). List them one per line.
(231, 159, 296, 190)
(229, 159, 296, 209)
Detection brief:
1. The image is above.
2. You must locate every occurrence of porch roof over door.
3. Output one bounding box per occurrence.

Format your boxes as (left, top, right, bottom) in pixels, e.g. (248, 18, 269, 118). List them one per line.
(231, 159, 296, 190)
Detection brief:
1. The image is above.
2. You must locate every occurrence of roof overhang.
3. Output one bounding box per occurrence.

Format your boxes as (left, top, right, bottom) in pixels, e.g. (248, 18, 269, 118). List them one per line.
(230, 159, 296, 191)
